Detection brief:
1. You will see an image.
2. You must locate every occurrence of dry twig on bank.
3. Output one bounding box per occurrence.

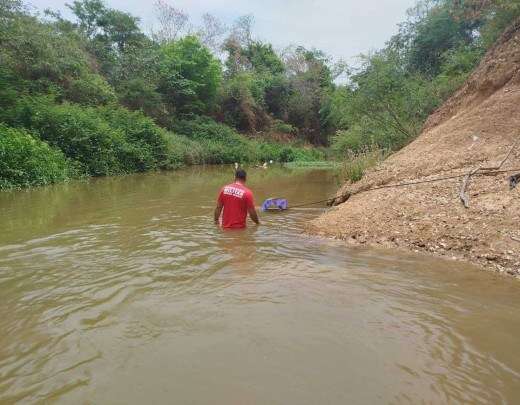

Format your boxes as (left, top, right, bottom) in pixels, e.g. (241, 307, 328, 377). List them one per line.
(459, 136, 519, 208)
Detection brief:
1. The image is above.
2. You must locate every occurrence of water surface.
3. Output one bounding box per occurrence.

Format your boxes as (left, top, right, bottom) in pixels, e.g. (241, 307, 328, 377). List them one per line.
(1, 166, 519, 404)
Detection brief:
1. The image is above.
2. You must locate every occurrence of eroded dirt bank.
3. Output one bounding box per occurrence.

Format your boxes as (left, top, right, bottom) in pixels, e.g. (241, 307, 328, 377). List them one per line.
(310, 20, 520, 277)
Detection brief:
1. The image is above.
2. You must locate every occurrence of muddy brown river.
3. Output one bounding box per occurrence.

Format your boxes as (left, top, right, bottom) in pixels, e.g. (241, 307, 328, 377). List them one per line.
(0, 166, 519, 404)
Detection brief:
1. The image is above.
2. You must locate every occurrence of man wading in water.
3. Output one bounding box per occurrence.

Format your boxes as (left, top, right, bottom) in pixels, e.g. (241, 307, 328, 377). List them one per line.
(214, 169, 260, 229)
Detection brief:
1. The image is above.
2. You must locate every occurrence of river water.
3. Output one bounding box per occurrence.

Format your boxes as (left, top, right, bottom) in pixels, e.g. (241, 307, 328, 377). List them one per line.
(0, 166, 519, 404)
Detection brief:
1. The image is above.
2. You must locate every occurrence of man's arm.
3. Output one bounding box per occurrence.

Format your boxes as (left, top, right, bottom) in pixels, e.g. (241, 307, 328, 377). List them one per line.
(248, 207, 260, 225)
(214, 202, 223, 225)
(245, 191, 259, 225)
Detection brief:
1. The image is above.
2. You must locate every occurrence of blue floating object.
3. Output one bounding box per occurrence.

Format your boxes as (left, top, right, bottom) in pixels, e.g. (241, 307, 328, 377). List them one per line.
(261, 198, 288, 212)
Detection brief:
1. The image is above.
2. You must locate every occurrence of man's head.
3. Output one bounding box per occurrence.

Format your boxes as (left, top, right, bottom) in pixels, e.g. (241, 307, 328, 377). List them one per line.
(235, 169, 247, 183)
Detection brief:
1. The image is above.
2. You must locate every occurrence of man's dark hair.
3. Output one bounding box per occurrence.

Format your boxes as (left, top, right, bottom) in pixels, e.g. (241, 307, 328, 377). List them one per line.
(235, 169, 247, 181)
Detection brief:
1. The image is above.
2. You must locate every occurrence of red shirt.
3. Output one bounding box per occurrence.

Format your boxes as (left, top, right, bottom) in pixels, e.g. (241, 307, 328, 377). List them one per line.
(217, 182, 255, 229)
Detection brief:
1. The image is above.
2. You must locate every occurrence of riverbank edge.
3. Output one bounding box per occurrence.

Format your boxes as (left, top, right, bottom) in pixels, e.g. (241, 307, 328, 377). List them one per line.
(0, 155, 333, 193)
(307, 20, 520, 279)
(306, 223, 520, 279)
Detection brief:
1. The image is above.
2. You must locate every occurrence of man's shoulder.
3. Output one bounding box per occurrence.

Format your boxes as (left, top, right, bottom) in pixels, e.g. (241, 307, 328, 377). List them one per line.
(243, 188, 254, 202)
(240, 184, 253, 195)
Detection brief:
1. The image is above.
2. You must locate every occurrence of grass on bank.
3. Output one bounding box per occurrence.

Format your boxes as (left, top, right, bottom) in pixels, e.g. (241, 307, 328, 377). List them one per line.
(283, 148, 387, 182)
(284, 161, 340, 169)
(340, 148, 387, 183)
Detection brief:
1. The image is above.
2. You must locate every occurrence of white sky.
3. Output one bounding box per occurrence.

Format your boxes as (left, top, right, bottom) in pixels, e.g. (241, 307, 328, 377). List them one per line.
(29, 0, 415, 64)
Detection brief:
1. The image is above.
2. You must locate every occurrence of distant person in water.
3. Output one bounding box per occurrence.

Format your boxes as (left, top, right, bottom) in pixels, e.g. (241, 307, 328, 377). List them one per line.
(214, 169, 260, 229)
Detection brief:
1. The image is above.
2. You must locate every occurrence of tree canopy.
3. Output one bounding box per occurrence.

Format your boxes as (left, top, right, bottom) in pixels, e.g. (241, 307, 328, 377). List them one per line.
(159, 35, 222, 116)
(1, 0, 519, 189)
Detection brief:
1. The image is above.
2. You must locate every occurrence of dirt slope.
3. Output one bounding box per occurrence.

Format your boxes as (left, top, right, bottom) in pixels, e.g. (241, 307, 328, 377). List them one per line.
(310, 20, 520, 276)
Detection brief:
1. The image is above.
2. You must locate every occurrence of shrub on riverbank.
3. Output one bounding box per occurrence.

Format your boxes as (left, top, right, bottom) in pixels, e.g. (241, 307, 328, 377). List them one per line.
(0, 98, 326, 190)
(2, 97, 232, 172)
(3, 98, 178, 176)
(171, 117, 257, 164)
(0, 125, 75, 189)
(172, 117, 324, 164)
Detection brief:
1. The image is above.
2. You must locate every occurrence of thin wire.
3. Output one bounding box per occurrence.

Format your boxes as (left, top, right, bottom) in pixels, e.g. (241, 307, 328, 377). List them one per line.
(289, 166, 520, 208)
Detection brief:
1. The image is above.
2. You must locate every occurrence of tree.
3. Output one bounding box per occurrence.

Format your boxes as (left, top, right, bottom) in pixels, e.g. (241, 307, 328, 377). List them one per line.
(328, 48, 441, 154)
(67, 0, 146, 84)
(110, 39, 166, 119)
(67, 0, 146, 52)
(221, 16, 257, 78)
(408, 3, 474, 76)
(158, 35, 222, 116)
(229, 14, 253, 47)
(0, 5, 115, 104)
(284, 46, 334, 144)
(243, 42, 285, 75)
(66, 0, 106, 39)
(468, 0, 520, 46)
(219, 72, 268, 132)
(264, 74, 290, 120)
(96, 8, 143, 52)
(219, 39, 288, 131)
(197, 13, 227, 55)
(152, 0, 190, 44)
(223, 37, 248, 76)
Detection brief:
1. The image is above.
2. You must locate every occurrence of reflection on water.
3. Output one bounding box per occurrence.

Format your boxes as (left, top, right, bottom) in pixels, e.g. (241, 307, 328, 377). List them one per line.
(0, 166, 519, 404)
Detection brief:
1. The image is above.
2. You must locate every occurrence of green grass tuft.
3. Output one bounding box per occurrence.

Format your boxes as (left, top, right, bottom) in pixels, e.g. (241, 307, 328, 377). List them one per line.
(341, 148, 387, 183)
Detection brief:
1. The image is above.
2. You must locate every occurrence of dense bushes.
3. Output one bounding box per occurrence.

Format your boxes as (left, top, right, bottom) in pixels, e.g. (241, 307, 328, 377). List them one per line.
(26, 103, 130, 176)
(172, 117, 256, 163)
(0, 125, 74, 189)
(65, 74, 117, 106)
(3, 98, 177, 176)
(171, 116, 322, 164)
(98, 107, 176, 170)
(0, 94, 321, 189)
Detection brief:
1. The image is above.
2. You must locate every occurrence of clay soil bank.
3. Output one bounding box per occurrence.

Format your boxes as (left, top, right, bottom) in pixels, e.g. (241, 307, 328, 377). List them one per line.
(310, 20, 520, 277)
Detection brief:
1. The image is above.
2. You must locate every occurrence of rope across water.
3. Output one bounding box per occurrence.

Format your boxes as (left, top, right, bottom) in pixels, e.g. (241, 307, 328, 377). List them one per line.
(288, 166, 520, 208)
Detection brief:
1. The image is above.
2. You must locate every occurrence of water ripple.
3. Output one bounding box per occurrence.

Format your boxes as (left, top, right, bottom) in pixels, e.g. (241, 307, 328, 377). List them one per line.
(1, 168, 519, 404)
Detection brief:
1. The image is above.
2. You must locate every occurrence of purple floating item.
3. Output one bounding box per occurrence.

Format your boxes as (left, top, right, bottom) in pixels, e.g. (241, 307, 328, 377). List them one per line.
(261, 198, 288, 212)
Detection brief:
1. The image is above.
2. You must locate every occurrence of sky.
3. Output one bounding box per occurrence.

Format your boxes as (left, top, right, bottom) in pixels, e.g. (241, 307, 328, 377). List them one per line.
(29, 0, 415, 65)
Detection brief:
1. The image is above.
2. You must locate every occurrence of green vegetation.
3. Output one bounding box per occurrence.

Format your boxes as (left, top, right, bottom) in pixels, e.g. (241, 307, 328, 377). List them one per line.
(1, 0, 519, 190)
(159, 36, 222, 116)
(0, 125, 76, 189)
(340, 149, 387, 183)
(171, 117, 323, 164)
(328, 0, 520, 161)
(284, 161, 340, 169)
(0, 0, 333, 190)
